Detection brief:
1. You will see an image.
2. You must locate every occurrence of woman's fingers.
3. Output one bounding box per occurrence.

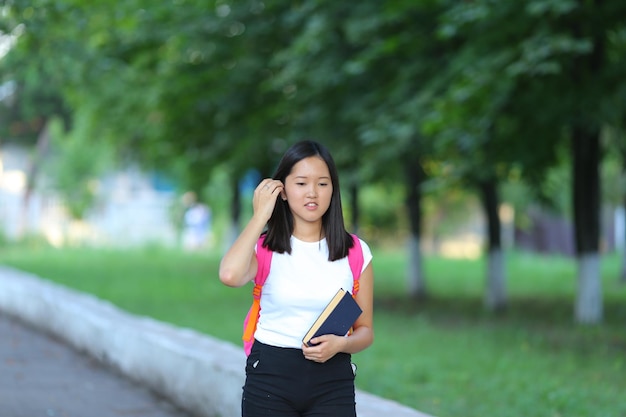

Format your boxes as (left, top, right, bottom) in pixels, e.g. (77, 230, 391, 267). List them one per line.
(253, 179, 284, 220)
(259, 179, 283, 194)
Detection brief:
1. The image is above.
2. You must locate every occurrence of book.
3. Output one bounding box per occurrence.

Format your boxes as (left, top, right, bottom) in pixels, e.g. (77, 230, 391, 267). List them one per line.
(302, 288, 363, 347)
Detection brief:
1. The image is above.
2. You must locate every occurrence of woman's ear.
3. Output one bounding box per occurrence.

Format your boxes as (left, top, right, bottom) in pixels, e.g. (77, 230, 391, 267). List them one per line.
(280, 190, 287, 201)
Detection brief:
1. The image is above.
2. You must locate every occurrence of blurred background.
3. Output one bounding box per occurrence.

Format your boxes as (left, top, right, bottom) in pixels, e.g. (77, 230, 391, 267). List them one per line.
(1, 2, 626, 415)
(2, 0, 625, 314)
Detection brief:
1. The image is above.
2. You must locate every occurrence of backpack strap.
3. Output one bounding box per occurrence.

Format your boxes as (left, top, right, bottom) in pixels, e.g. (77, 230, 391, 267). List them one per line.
(242, 236, 273, 344)
(347, 234, 364, 336)
(348, 234, 364, 296)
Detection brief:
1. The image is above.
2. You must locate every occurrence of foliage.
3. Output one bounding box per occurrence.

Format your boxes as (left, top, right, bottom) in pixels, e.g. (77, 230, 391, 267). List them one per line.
(3, 0, 625, 201)
(358, 183, 407, 241)
(603, 127, 626, 205)
(0, 5, 68, 143)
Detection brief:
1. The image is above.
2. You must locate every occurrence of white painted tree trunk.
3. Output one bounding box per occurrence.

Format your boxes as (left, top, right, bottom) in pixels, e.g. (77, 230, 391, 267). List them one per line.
(575, 253, 603, 324)
(484, 248, 506, 311)
(407, 235, 426, 298)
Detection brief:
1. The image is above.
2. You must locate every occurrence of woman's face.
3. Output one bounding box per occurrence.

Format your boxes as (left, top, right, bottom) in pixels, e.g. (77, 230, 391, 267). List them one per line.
(283, 156, 333, 227)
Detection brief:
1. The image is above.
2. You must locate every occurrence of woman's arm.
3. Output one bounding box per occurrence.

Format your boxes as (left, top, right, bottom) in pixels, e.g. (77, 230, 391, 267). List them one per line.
(218, 179, 283, 287)
(344, 261, 374, 352)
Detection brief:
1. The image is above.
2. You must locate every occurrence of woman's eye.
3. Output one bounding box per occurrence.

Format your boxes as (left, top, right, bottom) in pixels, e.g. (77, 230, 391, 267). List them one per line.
(296, 182, 306, 186)
(319, 183, 328, 187)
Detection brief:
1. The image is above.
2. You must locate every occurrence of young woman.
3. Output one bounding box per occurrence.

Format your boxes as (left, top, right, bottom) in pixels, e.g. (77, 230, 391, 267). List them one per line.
(219, 140, 374, 417)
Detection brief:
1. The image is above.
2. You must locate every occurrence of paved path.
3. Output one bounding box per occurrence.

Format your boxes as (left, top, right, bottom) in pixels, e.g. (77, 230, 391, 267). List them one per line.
(0, 311, 194, 417)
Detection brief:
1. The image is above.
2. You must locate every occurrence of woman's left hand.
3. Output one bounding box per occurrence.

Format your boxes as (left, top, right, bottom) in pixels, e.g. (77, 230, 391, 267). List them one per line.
(302, 335, 347, 363)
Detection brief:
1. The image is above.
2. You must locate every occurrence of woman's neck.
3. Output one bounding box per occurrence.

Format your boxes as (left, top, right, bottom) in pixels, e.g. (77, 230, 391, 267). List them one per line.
(292, 223, 324, 242)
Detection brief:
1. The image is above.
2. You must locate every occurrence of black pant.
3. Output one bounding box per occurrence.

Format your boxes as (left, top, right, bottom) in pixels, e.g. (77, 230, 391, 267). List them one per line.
(242, 340, 357, 417)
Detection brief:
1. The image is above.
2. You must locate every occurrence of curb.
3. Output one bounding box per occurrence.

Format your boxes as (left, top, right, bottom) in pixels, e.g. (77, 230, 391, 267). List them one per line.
(0, 266, 433, 417)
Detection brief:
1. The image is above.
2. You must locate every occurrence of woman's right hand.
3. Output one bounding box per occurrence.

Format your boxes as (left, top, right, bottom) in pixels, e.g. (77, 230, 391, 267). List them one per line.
(252, 179, 284, 222)
(219, 178, 284, 287)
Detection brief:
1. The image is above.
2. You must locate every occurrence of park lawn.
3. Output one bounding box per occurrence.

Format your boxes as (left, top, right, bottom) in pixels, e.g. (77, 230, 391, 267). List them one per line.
(1, 244, 625, 417)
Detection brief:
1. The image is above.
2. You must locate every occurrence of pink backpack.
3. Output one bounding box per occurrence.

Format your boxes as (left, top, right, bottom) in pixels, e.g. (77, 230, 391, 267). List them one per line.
(242, 234, 364, 356)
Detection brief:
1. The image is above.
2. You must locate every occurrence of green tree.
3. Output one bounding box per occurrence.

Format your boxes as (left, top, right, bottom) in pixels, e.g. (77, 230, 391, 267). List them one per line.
(428, 0, 626, 323)
(320, 0, 451, 298)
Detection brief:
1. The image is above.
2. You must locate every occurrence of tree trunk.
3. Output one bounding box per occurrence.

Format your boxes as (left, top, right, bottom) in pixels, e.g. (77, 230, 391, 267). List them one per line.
(572, 125, 603, 323)
(349, 183, 360, 235)
(19, 120, 51, 239)
(224, 178, 241, 251)
(569, 6, 604, 322)
(478, 179, 506, 312)
(576, 253, 602, 320)
(405, 160, 427, 299)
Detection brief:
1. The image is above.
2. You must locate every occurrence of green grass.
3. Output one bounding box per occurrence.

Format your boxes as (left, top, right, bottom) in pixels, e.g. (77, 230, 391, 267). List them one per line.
(1, 243, 625, 417)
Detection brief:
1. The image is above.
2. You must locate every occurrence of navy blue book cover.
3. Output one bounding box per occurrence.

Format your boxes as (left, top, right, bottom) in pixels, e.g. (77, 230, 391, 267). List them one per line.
(303, 289, 363, 347)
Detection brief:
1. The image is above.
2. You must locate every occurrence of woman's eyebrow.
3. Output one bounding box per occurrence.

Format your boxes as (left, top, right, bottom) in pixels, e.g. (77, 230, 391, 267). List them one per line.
(293, 175, 330, 180)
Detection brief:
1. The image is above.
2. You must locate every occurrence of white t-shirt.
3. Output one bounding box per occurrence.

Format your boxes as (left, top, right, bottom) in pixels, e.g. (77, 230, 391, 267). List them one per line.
(254, 235, 372, 349)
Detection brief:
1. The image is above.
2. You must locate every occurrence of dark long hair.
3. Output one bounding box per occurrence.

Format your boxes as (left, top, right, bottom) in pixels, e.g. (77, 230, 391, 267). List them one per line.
(263, 140, 354, 261)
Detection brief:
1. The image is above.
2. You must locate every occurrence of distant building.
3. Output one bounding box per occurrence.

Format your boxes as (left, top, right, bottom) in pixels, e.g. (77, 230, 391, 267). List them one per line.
(0, 144, 179, 247)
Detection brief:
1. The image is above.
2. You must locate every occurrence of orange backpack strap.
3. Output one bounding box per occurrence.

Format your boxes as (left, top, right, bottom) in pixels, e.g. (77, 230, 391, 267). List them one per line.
(348, 234, 364, 296)
(347, 234, 364, 336)
(242, 236, 273, 345)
